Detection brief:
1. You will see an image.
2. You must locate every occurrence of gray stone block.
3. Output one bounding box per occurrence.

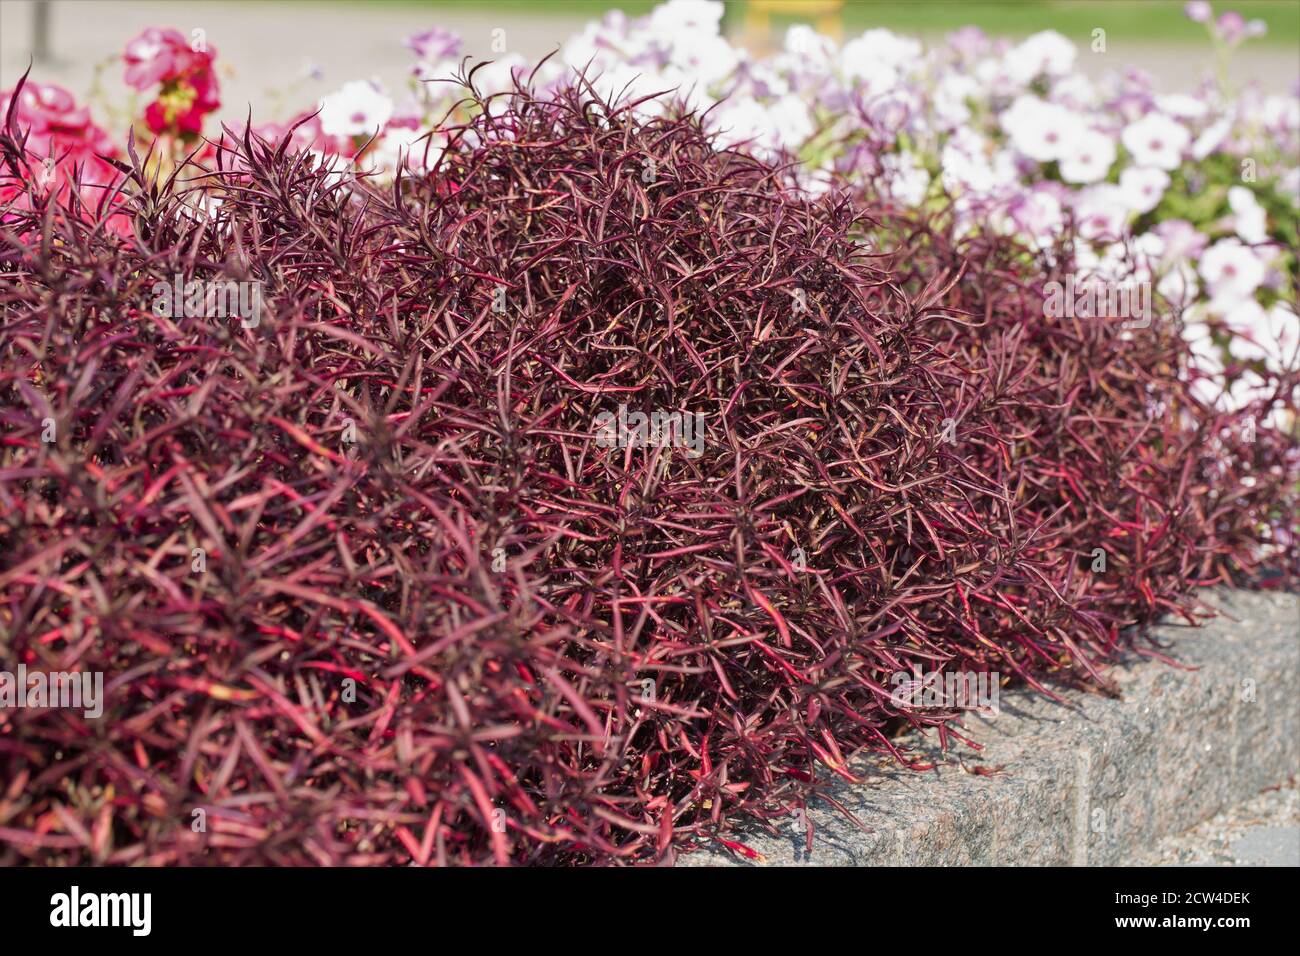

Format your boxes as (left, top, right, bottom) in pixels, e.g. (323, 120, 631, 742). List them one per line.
(676, 588, 1299, 866)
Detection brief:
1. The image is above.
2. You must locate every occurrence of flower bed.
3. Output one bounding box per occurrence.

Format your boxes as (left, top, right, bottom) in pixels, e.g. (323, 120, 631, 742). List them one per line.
(0, 1, 1296, 866)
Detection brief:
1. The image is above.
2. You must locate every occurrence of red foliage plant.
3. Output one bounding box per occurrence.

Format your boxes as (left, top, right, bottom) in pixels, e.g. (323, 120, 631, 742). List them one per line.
(0, 70, 1295, 866)
(859, 194, 1298, 628)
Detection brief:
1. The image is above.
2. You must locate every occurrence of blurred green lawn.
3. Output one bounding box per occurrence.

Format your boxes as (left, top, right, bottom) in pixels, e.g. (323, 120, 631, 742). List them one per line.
(331, 0, 1300, 45)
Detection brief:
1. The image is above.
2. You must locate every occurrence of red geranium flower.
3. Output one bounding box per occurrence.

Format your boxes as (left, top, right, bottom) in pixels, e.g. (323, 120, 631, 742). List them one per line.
(123, 27, 221, 142)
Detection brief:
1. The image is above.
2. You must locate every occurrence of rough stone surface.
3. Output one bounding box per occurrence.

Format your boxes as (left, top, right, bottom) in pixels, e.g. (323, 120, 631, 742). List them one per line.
(1129, 779, 1299, 866)
(677, 588, 1299, 866)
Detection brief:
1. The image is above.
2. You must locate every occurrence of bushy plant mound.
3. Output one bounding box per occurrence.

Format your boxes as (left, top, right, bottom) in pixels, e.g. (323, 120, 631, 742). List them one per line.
(1, 77, 1295, 865)
(888, 211, 1297, 631)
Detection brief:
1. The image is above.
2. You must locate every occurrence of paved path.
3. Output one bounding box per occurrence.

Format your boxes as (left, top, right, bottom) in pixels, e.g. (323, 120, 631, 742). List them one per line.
(1127, 780, 1300, 866)
(2, 0, 1296, 131)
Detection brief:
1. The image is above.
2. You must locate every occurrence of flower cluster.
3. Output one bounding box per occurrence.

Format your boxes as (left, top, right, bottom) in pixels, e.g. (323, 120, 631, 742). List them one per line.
(0, 80, 119, 211)
(123, 27, 221, 142)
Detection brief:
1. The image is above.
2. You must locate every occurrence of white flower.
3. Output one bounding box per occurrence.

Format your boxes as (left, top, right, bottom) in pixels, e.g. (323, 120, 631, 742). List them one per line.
(1073, 185, 1128, 241)
(1120, 113, 1189, 170)
(973, 57, 1005, 89)
(1155, 94, 1208, 121)
(1198, 238, 1266, 303)
(842, 59, 900, 97)
(842, 29, 922, 70)
(1132, 230, 1166, 263)
(940, 128, 1016, 197)
(1118, 166, 1170, 213)
(784, 24, 837, 61)
(1190, 118, 1227, 160)
(933, 74, 978, 128)
(1157, 261, 1199, 308)
(666, 33, 742, 87)
(773, 94, 815, 147)
(1002, 95, 1074, 163)
(1051, 73, 1098, 108)
(1282, 169, 1300, 208)
(561, 23, 611, 71)
(1215, 299, 1300, 374)
(710, 91, 810, 155)
(1221, 299, 1272, 364)
(880, 151, 930, 206)
(587, 62, 667, 109)
(1182, 313, 1225, 384)
(940, 135, 989, 195)
(1154, 219, 1208, 261)
(1261, 94, 1300, 132)
(412, 59, 456, 85)
(865, 89, 919, 136)
(1007, 189, 1064, 242)
(649, 0, 724, 37)
(1225, 370, 1273, 413)
(1227, 186, 1269, 244)
(1191, 116, 1232, 160)
(735, 62, 789, 99)
(318, 80, 394, 139)
(475, 54, 526, 96)
(840, 31, 924, 97)
(665, 73, 717, 113)
(1059, 129, 1116, 183)
(1075, 240, 1132, 283)
(710, 97, 771, 149)
(1264, 302, 1300, 367)
(1005, 31, 1076, 84)
(369, 126, 445, 175)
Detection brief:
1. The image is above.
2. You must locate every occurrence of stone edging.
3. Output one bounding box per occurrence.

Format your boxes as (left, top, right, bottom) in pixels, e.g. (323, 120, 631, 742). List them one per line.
(677, 588, 1299, 866)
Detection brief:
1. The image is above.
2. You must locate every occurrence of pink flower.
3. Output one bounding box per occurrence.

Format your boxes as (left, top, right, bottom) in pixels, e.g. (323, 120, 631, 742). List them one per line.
(947, 26, 990, 59)
(1216, 11, 1246, 42)
(1184, 2, 1212, 24)
(1007, 187, 1064, 239)
(0, 81, 125, 230)
(1, 82, 117, 169)
(405, 27, 461, 63)
(123, 27, 221, 142)
(124, 28, 200, 90)
(1072, 185, 1128, 242)
(1154, 219, 1209, 261)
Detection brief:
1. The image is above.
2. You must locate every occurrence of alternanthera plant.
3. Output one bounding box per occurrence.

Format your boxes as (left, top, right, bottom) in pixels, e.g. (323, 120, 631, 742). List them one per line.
(1, 72, 1294, 866)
